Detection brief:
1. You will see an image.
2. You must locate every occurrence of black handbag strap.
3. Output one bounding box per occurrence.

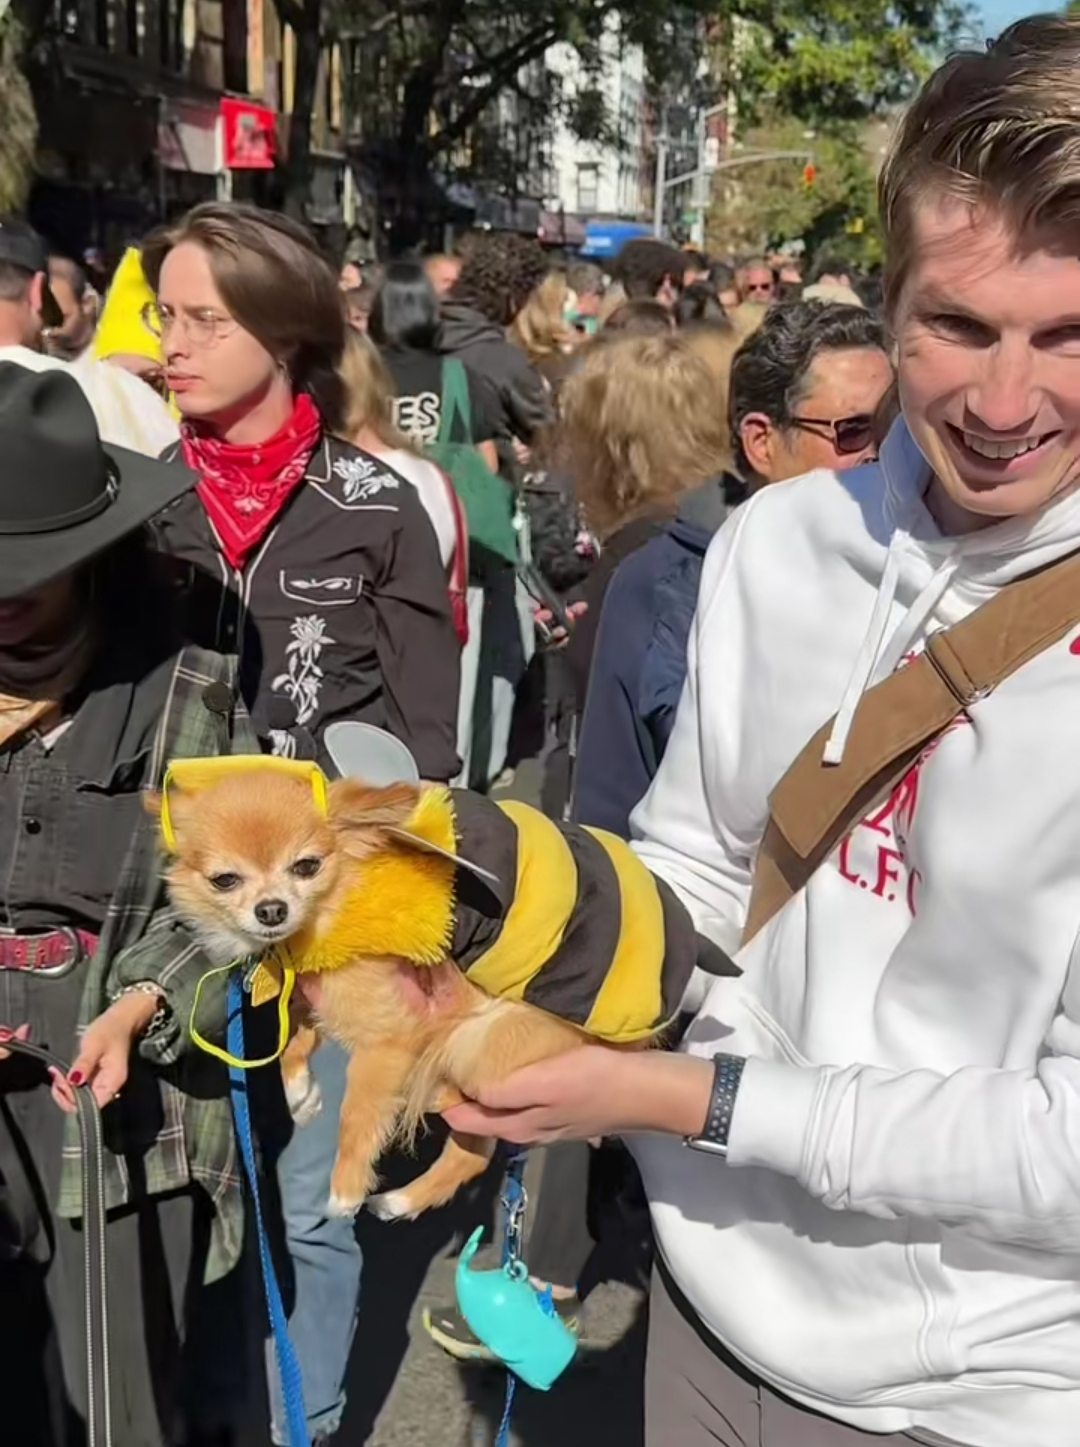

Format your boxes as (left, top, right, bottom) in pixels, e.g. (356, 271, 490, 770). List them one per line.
(3, 1038, 111, 1447)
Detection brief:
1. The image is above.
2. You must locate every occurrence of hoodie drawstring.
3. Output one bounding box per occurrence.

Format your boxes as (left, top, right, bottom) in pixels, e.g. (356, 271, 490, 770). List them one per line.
(823, 541, 903, 765)
(823, 540, 961, 766)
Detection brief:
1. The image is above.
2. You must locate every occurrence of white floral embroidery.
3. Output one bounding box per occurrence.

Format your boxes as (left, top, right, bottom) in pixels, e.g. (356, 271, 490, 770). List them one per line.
(332, 455, 401, 503)
(268, 729, 297, 758)
(271, 614, 336, 726)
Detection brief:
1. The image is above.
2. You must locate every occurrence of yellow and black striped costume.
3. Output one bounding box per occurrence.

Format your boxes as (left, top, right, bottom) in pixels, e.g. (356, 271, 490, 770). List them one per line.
(283, 787, 698, 1044)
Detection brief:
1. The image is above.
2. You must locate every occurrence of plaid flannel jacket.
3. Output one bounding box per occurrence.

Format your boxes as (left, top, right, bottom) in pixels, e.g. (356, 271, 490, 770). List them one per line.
(57, 645, 260, 1283)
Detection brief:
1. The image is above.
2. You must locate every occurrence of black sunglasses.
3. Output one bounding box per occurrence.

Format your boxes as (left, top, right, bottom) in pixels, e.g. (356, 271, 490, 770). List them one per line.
(788, 413, 875, 455)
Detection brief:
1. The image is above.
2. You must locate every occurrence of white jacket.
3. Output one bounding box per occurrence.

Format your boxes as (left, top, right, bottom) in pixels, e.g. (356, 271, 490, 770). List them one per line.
(631, 420, 1080, 1447)
(0, 346, 179, 457)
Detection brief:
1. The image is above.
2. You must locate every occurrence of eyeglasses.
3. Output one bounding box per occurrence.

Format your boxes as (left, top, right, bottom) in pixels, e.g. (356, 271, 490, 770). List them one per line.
(788, 412, 875, 456)
(141, 302, 238, 349)
(744, 281, 774, 296)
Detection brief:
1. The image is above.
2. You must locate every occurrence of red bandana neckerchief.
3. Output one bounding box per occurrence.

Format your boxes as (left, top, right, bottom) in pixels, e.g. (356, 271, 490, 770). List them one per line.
(181, 393, 323, 570)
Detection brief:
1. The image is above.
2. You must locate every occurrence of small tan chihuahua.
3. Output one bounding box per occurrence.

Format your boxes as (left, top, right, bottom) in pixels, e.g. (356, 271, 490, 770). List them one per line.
(150, 767, 689, 1221)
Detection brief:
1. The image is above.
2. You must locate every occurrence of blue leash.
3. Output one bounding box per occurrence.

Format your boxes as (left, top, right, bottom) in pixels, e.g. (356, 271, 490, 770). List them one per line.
(226, 974, 311, 1447)
(493, 1146, 529, 1447)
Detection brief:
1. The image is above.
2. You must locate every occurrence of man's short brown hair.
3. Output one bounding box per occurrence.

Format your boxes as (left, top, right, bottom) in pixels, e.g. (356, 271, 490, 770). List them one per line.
(879, 14, 1080, 314)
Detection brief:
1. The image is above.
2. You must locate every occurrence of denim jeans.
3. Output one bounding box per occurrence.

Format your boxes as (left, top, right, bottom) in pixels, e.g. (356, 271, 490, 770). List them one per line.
(267, 1040, 361, 1445)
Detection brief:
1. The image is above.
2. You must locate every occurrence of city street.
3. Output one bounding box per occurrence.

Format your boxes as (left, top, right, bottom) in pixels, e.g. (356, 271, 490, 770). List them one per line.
(351, 1150, 646, 1447)
(235, 1128, 649, 1447)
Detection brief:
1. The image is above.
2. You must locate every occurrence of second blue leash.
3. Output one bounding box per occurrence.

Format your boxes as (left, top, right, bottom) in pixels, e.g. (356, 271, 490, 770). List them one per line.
(226, 973, 311, 1447)
(494, 1145, 529, 1447)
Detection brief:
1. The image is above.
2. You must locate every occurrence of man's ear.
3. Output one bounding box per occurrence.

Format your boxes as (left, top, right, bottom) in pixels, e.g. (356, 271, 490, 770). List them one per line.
(739, 412, 776, 479)
(327, 780, 422, 858)
(29, 272, 45, 317)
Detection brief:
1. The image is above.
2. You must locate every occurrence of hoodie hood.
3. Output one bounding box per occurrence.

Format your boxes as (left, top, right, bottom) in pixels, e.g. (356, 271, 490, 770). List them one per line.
(823, 417, 1080, 762)
(438, 301, 507, 353)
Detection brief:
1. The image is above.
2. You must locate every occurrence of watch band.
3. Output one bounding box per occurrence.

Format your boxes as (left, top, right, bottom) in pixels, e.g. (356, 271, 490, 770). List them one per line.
(684, 1052, 745, 1158)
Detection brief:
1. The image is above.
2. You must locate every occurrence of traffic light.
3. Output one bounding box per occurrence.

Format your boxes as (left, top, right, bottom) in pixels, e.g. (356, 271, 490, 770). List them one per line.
(802, 162, 817, 190)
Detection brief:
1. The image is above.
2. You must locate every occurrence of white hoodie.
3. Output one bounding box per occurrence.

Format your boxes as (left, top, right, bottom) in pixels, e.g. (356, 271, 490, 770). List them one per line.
(631, 419, 1080, 1447)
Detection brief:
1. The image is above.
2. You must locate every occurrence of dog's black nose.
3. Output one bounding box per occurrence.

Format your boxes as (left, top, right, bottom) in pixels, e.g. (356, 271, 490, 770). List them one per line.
(254, 898, 289, 928)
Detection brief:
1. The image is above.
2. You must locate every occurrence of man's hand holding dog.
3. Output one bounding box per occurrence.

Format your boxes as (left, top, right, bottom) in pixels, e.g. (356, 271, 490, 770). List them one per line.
(442, 1046, 715, 1146)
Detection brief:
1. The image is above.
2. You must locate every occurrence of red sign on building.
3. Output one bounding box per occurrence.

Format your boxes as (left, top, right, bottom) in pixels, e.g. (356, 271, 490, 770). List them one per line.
(220, 97, 277, 170)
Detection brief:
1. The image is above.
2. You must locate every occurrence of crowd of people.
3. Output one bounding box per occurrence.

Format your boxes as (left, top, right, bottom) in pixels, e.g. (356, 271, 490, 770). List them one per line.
(4, 12, 1080, 1447)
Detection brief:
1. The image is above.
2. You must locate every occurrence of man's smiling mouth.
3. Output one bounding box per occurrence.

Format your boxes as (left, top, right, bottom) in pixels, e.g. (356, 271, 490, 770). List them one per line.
(946, 423, 1061, 467)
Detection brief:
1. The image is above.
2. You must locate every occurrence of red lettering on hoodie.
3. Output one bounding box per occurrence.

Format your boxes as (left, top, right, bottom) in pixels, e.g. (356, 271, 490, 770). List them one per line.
(832, 643, 971, 913)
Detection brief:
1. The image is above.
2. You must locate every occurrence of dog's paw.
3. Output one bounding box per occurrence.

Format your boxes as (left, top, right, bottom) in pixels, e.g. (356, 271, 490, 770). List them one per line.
(365, 1190, 414, 1222)
(327, 1191, 364, 1219)
(284, 1070, 322, 1127)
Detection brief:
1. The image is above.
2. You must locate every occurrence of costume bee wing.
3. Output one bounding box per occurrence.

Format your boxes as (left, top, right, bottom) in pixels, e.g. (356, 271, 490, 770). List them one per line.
(323, 720, 421, 786)
(323, 721, 500, 888)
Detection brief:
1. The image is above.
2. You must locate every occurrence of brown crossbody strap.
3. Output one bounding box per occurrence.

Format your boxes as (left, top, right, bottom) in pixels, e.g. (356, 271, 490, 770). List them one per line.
(743, 547, 1080, 943)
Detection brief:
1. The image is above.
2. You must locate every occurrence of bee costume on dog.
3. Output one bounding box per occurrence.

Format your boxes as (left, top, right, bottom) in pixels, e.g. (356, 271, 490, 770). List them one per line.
(159, 758, 699, 1054)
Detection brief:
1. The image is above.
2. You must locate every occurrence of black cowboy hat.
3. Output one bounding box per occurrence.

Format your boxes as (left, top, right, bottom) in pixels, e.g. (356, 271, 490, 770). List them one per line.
(0, 362, 195, 599)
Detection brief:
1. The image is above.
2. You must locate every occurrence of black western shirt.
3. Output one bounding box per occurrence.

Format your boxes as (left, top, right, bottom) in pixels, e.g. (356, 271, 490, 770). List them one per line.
(154, 434, 462, 780)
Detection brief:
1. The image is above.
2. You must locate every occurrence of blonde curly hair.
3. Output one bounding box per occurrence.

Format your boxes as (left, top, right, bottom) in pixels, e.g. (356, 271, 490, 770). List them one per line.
(561, 332, 730, 537)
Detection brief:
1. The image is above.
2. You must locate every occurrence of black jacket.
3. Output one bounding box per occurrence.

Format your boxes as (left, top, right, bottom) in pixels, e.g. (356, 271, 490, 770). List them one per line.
(153, 433, 461, 780)
(573, 478, 733, 837)
(379, 345, 499, 447)
(438, 302, 553, 446)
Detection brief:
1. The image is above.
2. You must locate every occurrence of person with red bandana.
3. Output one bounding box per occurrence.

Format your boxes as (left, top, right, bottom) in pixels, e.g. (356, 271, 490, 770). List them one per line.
(144, 202, 461, 1447)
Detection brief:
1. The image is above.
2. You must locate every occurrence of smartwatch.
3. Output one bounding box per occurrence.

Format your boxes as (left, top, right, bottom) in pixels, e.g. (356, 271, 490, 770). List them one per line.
(683, 1052, 745, 1158)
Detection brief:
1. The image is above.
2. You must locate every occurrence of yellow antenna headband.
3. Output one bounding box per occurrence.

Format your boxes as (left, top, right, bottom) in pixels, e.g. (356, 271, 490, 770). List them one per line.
(159, 755, 329, 852)
(158, 755, 330, 1070)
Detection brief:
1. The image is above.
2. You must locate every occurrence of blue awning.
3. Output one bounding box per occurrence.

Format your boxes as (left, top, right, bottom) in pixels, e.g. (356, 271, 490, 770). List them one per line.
(580, 220, 651, 258)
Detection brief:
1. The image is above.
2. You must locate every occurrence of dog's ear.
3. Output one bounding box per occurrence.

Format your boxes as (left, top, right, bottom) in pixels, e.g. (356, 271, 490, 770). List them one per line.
(327, 779, 422, 858)
(144, 782, 195, 842)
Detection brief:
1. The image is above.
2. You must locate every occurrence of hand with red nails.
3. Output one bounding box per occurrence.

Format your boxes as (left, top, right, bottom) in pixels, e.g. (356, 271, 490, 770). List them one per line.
(0, 1022, 32, 1061)
(49, 992, 162, 1114)
(534, 600, 587, 649)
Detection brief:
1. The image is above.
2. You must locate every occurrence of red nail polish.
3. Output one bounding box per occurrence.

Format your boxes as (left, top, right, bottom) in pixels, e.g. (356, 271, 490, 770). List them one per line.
(68, 1070, 84, 1086)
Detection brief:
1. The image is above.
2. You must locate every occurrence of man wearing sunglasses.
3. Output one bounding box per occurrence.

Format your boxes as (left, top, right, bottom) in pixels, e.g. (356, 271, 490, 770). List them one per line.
(736, 257, 777, 304)
(731, 299, 893, 486)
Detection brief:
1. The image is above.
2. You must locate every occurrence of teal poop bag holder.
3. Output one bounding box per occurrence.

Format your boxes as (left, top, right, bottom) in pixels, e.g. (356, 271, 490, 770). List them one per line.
(456, 1149, 577, 1397)
(456, 1228, 577, 1391)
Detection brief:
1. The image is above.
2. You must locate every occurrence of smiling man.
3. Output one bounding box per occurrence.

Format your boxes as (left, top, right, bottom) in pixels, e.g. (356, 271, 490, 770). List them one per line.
(443, 16, 1080, 1447)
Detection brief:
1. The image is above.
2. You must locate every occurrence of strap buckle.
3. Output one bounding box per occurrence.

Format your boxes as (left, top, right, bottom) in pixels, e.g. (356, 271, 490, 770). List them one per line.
(924, 631, 992, 709)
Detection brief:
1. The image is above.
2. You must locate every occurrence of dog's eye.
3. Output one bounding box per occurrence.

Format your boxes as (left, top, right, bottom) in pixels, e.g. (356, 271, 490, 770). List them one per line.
(289, 857, 322, 880)
(209, 872, 242, 892)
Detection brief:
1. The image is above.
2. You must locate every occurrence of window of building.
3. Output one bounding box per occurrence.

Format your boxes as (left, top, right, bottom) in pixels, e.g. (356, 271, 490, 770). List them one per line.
(576, 163, 599, 214)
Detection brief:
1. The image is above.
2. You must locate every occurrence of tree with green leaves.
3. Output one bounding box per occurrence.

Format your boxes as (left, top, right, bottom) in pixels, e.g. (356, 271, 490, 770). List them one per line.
(706, 114, 885, 267)
(704, 0, 969, 265)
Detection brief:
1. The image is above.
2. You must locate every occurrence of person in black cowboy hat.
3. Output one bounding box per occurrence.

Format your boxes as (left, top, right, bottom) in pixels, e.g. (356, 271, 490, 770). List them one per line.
(0, 361, 260, 1447)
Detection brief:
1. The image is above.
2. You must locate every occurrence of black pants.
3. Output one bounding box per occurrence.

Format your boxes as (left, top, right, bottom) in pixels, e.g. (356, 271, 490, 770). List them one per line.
(0, 962, 247, 1447)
